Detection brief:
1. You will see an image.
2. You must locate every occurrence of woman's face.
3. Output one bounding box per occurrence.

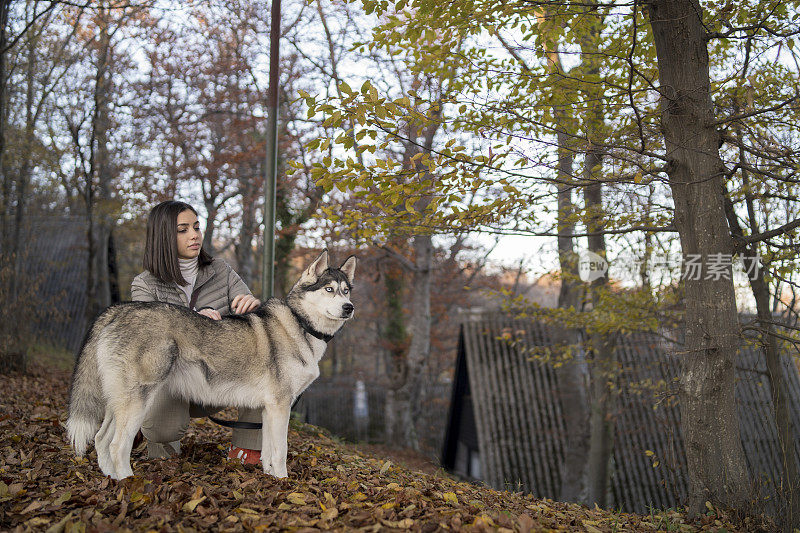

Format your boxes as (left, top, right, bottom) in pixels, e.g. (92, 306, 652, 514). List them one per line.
(176, 209, 202, 260)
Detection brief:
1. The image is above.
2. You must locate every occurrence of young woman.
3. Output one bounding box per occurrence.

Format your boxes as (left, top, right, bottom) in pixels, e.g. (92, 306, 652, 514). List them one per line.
(131, 200, 263, 465)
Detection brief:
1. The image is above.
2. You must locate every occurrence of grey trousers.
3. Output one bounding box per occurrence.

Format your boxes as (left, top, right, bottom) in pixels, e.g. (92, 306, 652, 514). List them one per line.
(140, 387, 262, 458)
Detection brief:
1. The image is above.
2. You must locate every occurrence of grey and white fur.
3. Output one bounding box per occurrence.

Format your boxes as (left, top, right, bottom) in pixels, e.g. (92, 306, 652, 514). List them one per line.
(66, 250, 355, 480)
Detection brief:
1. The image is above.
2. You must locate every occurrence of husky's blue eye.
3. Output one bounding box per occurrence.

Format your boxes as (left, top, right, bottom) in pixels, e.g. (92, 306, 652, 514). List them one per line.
(343, 288, 349, 295)
(325, 287, 333, 292)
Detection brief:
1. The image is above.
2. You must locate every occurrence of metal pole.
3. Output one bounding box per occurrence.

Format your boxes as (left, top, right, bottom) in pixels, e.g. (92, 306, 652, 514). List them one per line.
(262, 0, 281, 301)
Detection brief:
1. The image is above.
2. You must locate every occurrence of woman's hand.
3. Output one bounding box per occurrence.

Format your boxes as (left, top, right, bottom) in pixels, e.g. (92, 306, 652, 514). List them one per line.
(231, 294, 261, 314)
(198, 308, 222, 320)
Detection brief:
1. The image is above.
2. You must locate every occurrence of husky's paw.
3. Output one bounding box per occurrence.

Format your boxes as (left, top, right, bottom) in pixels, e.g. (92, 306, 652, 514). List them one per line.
(98, 459, 117, 479)
(97, 455, 113, 476)
(108, 463, 133, 480)
(262, 463, 288, 478)
(100, 469, 116, 479)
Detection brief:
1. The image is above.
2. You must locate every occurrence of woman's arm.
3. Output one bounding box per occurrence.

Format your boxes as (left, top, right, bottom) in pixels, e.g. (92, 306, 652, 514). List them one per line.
(131, 275, 156, 302)
(225, 263, 261, 314)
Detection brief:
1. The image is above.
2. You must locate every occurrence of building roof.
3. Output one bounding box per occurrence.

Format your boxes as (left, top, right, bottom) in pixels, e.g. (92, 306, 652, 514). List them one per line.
(441, 313, 800, 514)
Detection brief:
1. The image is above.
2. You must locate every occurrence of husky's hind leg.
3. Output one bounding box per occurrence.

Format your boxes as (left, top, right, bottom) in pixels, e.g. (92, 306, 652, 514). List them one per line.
(66, 329, 107, 456)
(107, 396, 148, 480)
(94, 408, 116, 477)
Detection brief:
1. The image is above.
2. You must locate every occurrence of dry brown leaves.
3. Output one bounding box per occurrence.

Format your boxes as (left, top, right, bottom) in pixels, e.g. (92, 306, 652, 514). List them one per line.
(0, 365, 760, 532)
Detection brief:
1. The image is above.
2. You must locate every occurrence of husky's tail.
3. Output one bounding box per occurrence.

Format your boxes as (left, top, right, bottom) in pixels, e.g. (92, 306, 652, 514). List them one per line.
(66, 312, 112, 456)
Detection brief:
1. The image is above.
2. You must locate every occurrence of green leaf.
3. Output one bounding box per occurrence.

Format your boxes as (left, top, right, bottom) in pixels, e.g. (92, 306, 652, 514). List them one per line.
(339, 81, 353, 95)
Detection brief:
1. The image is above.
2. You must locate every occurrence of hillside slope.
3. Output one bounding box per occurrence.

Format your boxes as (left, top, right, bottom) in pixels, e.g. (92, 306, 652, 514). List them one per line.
(0, 365, 766, 532)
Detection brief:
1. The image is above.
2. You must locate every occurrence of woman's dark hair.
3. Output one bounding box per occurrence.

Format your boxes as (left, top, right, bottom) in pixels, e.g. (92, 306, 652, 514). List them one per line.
(143, 200, 212, 285)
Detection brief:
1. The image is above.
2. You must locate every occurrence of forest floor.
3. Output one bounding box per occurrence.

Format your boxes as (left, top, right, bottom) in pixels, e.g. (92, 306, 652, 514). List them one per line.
(0, 363, 772, 532)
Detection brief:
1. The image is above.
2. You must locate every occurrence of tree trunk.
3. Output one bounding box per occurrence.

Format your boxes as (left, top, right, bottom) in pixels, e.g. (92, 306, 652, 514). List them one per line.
(579, 5, 617, 503)
(275, 176, 298, 298)
(584, 149, 617, 509)
(382, 254, 410, 445)
(723, 187, 799, 531)
(202, 203, 218, 255)
(401, 233, 433, 450)
(0, 1, 17, 371)
(11, 11, 37, 279)
(384, 387, 416, 448)
(236, 164, 260, 286)
(0, 1, 18, 375)
(553, 130, 591, 503)
(5, 8, 37, 323)
(383, 236, 434, 451)
(92, 224, 112, 309)
(640, 185, 656, 290)
(108, 229, 119, 302)
(647, 0, 752, 515)
(0, 0, 10, 255)
(382, 101, 440, 449)
(86, 12, 114, 321)
(751, 271, 800, 530)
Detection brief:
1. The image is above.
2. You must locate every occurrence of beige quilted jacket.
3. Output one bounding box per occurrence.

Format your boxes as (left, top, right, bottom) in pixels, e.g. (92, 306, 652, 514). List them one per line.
(130, 258, 252, 315)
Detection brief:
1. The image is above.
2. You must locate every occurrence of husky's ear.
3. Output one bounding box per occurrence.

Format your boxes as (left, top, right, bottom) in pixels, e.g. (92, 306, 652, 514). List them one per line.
(304, 249, 329, 279)
(340, 255, 356, 284)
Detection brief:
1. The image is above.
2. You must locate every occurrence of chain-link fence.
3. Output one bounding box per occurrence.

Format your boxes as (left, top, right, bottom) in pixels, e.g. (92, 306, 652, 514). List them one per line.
(293, 377, 451, 459)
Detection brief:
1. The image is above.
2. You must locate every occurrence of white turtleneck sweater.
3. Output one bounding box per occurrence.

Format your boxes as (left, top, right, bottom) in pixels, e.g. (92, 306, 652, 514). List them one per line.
(178, 257, 199, 306)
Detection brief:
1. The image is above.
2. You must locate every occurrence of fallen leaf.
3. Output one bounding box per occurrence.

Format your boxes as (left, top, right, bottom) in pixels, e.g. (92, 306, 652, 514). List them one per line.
(443, 491, 458, 504)
(51, 491, 71, 507)
(382, 517, 414, 528)
(182, 496, 206, 512)
(45, 511, 75, 533)
(320, 507, 338, 521)
(287, 492, 307, 505)
(20, 500, 44, 514)
(25, 517, 50, 528)
(582, 520, 604, 533)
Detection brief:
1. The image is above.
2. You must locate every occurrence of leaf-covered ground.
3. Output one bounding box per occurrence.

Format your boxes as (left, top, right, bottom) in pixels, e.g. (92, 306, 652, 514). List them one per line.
(1, 365, 769, 532)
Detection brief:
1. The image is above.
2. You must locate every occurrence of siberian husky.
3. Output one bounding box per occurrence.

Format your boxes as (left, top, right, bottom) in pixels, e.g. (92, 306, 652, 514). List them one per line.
(66, 250, 355, 479)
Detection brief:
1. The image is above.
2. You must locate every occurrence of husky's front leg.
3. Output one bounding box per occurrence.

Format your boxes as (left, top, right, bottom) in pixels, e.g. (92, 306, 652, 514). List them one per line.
(261, 402, 290, 478)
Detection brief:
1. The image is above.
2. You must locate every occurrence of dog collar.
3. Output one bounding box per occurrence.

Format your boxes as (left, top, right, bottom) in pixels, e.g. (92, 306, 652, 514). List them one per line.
(290, 309, 334, 343)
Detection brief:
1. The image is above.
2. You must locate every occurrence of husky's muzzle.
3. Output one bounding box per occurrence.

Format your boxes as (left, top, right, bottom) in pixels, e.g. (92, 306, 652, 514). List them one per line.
(342, 303, 354, 318)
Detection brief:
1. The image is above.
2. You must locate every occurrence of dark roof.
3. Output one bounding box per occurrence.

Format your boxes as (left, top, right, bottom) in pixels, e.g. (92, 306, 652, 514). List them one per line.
(442, 314, 800, 514)
(612, 331, 687, 510)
